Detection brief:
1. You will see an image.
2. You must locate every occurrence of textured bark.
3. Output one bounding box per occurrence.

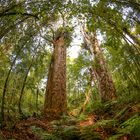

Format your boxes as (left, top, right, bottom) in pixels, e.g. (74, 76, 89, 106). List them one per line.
(44, 36, 67, 119)
(92, 33, 116, 102)
(83, 30, 116, 102)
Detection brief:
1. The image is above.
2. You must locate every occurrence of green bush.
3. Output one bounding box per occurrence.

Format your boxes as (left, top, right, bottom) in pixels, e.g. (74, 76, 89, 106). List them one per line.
(109, 114, 140, 140)
(30, 125, 62, 140)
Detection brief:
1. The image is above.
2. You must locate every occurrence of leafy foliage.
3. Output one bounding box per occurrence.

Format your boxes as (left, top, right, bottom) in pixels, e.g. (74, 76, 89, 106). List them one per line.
(31, 125, 62, 140)
(0, 0, 140, 139)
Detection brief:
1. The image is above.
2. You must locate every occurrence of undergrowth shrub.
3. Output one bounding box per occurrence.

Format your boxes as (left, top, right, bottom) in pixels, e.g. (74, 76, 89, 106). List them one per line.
(108, 114, 140, 140)
(80, 125, 101, 140)
(31, 125, 61, 140)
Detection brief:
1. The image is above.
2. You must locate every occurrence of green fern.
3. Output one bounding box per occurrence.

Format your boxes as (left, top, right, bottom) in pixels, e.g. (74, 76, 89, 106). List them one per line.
(30, 125, 62, 140)
(108, 134, 124, 140)
(119, 114, 140, 136)
(43, 133, 62, 140)
(61, 125, 80, 139)
(109, 114, 140, 140)
(96, 119, 117, 127)
(80, 125, 101, 140)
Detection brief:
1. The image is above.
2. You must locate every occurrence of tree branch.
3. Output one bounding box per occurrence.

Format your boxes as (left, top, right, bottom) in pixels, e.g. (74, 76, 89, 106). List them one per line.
(0, 12, 39, 19)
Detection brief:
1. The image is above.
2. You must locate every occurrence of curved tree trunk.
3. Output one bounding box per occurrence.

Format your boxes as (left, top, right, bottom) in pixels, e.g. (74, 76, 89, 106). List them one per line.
(18, 63, 32, 116)
(1, 56, 17, 126)
(44, 36, 67, 119)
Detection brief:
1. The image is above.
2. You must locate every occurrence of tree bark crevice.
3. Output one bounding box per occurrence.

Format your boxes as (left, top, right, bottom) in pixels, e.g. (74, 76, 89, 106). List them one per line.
(82, 29, 116, 102)
(44, 35, 67, 119)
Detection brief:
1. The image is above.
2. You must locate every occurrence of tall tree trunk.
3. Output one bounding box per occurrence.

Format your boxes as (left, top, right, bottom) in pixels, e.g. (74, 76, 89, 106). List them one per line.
(18, 63, 32, 116)
(44, 36, 67, 119)
(92, 32, 116, 102)
(0, 55, 17, 127)
(83, 30, 116, 102)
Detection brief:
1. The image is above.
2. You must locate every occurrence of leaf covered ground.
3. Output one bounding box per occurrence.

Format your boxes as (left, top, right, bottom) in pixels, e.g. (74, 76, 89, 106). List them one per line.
(1, 101, 140, 140)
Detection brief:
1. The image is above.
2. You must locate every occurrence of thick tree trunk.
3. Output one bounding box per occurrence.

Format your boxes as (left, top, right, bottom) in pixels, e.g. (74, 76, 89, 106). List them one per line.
(44, 36, 67, 119)
(82, 29, 116, 102)
(92, 32, 116, 102)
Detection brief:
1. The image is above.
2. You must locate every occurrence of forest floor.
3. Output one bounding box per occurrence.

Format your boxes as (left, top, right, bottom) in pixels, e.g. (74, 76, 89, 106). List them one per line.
(0, 114, 107, 140)
(0, 102, 140, 140)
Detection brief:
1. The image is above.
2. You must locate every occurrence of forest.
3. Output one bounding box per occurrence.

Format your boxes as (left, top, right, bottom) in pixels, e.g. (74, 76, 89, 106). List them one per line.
(0, 0, 140, 139)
